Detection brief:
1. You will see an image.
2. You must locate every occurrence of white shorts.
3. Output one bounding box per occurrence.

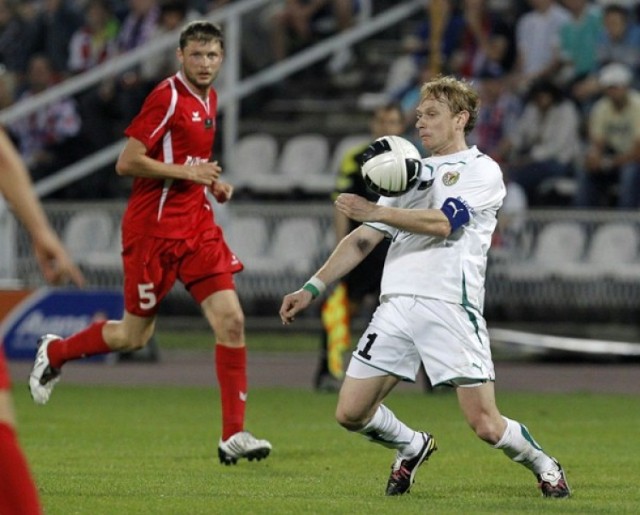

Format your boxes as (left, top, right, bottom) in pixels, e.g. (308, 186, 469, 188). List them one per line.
(346, 295, 495, 387)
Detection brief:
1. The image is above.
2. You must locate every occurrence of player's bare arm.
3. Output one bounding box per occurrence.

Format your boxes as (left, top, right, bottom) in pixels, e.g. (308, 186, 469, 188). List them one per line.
(279, 225, 383, 324)
(116, 137, 221, 184)
(0, 129, 85, 287)
(336, 193, 452, 238)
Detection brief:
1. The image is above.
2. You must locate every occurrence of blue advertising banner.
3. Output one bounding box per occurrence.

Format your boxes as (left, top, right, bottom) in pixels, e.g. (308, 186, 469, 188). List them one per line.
(0, 288, 123, 360)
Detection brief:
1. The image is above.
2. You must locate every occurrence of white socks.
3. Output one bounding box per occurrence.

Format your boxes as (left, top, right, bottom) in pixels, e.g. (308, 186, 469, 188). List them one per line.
(358, 404, 422, 456)
(494, 416, 557, 474)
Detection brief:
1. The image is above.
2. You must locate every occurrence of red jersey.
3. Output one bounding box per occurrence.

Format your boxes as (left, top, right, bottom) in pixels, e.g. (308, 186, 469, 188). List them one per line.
(123, 72, 218, 239)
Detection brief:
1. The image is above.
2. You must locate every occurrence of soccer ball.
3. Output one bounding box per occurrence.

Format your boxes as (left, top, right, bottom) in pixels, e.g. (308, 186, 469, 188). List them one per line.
(360, 135, 422, 197)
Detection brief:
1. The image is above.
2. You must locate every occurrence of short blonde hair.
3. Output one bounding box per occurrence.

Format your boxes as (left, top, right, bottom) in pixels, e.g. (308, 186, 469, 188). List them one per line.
(420, 76, 479, 134)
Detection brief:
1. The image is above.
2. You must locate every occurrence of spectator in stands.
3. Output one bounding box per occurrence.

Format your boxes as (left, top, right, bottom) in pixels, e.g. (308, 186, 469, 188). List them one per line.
(68, 0, 122, 194)
(594, 3, 640, 79)
(0, 0, 37, 74)
(513, 0, 570, 92)
(358, 1, 465, 110)
(267, 0, 355, 62)
(504, 79, 581, 206)
(572, 3, 640, 108)
(468, 66, 522, 165)
(313, 103, 404, 391)
(574, 62, 640, 208)
(0, 65, 16, 110)
(554, 0, 603, 88)
(67, 0, 120, 74)
(118, 0, 161, 52)
(28, 0, 84, 77)
(448, 0, 516, 80)
(116, 0, 161, 119)
(8, 54, 84, 191)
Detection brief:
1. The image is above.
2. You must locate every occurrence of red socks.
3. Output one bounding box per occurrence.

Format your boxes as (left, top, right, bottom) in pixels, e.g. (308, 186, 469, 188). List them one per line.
(0, 422, 42, 515)
(215, 345, 247, 440)
(47, 321, 111, 369)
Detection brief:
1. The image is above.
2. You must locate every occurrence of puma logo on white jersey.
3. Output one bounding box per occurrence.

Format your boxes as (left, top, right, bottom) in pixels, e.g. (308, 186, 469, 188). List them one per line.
(447, 201, 464, 218)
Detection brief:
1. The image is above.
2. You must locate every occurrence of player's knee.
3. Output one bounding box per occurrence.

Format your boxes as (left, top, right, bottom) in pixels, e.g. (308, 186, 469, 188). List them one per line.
(470, 415, 504, 444)
(213, 309, 245, 343)
(111, 335, 149, 352)
(335, 407, 367, 432)
(107, 327, 151, 352)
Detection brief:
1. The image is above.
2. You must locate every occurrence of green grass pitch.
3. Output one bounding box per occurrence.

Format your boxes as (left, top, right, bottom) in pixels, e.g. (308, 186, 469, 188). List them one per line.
(12, 384, 640, 514)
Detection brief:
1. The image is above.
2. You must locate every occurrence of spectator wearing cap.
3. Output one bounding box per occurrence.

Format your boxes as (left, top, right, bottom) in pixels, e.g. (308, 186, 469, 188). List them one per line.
(502, 78, 581, 206)
(574, 62, 640, 208)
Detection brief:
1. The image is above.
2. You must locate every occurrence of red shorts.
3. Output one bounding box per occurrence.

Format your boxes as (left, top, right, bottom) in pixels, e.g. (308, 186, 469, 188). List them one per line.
(0, 347, 10, 390)
(122, 224, 243, 317)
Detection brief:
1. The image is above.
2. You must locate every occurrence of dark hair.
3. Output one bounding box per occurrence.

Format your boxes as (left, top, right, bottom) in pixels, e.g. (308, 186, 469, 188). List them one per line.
(161, 0, 188, 18)
(179, 21, 224, 51)
(526, 79, 564, 104)
(377, 102, 403, 117)
(603, 4, 629, 18)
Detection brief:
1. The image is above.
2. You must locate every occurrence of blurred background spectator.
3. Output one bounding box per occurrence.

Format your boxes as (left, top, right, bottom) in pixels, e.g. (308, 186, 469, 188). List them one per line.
(1, 0, 639, 209)
(468, 66, 521, 165)
(67, 0, 120, 75)
(513, 0, 570, 93)
(503, 79, 581, 206)
(29, 0, 84, 78)
(554, 0, 602, 89)
(572, 3, 640, 109)
(7, 54, 85, 196)
(267, 0, 356, 62)
(0, 0, 37, 76)
(448, 0, 515, 80)
(574, 62, 640, 208)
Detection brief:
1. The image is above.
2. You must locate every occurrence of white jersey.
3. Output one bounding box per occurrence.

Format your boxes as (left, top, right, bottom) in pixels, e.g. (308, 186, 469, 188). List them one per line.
(366, 146, 505, 313)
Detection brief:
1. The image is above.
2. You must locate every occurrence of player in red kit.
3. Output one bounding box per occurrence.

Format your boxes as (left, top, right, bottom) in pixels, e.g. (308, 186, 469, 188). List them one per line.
(0, 126, 85, 515)
(28, 21, 272, 465)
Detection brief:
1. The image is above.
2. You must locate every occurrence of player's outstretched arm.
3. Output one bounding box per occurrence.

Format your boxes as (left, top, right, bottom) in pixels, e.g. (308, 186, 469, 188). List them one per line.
(0, 129, 84, 287)
(279, 224, 384, 325)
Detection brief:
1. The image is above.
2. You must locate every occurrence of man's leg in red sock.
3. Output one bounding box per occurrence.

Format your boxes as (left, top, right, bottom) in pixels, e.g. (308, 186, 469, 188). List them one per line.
(47, 321, 111, 369)
(215, 344, 247, 440)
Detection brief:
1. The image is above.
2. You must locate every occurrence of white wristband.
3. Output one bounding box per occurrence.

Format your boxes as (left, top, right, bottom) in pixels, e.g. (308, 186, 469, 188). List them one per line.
(302, 276, 327, 299)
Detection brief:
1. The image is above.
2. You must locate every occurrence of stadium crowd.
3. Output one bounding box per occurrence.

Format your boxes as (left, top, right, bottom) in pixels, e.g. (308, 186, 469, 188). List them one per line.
(0, 0, 638, 208)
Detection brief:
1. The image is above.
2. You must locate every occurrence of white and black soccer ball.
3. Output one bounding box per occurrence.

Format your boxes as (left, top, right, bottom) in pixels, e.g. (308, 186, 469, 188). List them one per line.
(360, 135, 422, 197)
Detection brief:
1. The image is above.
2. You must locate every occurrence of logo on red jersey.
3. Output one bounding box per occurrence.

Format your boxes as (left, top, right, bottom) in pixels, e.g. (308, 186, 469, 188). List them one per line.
(185, 156, 208, 165)
(192, 111, 202, 122)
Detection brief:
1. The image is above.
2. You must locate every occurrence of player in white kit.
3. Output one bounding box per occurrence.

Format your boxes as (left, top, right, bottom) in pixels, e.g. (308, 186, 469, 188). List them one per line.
(280, 76, 570, 498)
